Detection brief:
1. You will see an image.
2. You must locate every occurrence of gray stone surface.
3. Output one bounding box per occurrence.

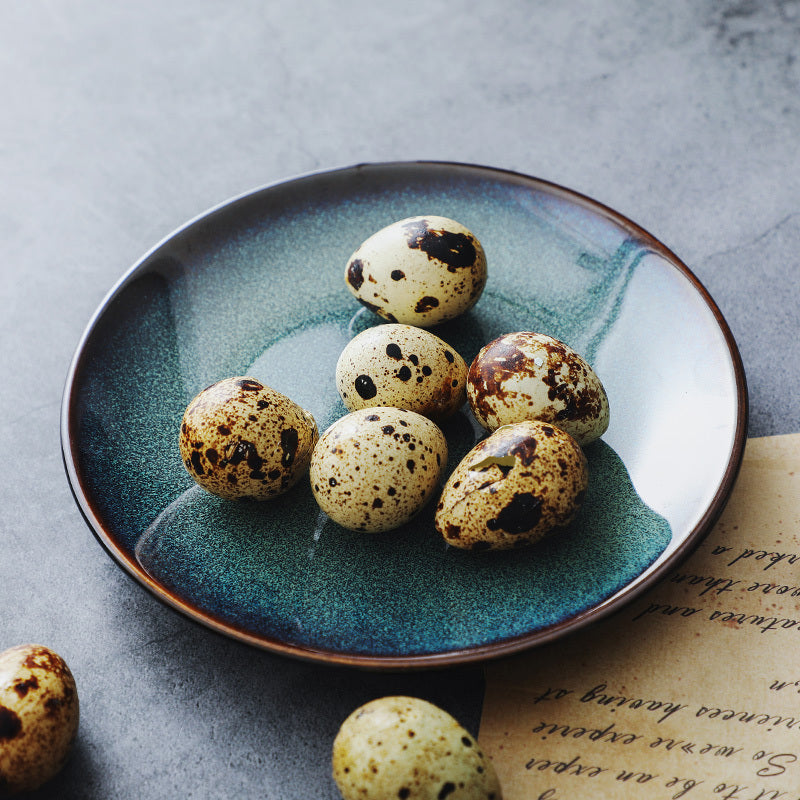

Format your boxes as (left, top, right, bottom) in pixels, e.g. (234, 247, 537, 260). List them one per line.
(2, 1, 798, 797)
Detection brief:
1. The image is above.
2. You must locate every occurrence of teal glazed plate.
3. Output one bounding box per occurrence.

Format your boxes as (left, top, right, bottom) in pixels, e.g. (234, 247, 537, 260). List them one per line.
(61, 162, 747, 668)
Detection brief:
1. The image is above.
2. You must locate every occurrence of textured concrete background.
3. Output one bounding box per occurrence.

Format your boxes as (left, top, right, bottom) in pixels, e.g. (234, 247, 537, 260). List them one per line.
(2, 1, 798, 797)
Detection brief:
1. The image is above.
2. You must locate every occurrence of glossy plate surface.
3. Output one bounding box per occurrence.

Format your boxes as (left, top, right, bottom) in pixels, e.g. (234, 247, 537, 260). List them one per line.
(61, 162, 747, 668)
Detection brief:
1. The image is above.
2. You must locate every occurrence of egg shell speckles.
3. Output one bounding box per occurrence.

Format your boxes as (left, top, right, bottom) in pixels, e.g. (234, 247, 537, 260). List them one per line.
(336, 324, 468, 421)
(309, 407, 447, 533)
(344, 215, 487, 327)
(435, 420, 588, 552)
(332, 696, 502, 800)
(467, 331, 610, 446)
(0, 644, 79, 797)
(179, 377, 318, 501)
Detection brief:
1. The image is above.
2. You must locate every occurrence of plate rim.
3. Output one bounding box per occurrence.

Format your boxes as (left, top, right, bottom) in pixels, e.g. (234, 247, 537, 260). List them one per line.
(60, 159, 749, 669)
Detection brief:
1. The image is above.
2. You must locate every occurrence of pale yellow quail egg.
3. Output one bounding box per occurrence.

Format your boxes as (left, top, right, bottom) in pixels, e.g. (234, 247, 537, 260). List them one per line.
(336, 324, 467, 421)
(309, 407, 447, 533)
(467, 331, 609, 445)
(0, 644, 79, 797)
(179, 377, 318, 500)
(332, 696, 502, 800)
(435, 420, 588, 551)
(344, 216, 487, 327)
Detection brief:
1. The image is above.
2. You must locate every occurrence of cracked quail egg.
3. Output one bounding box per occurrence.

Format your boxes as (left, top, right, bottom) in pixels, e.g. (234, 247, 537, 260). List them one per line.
(179, 377, 318, 500)
(344, 216, 487, 327)
(309, 407, 447, 533)
(467, 331, 609, 446)
(336, 324, 467, 421)
(0, 644, 79, 797)
(332, 696, 502, 800)
(435, 420, 588, 551)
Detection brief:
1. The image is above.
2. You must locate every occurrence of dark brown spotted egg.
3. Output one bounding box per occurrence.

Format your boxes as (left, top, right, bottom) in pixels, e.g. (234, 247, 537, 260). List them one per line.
(179, 377, 318, 500)
(435, 421, 588, 551)
(344, 215, 487, 327)
(0, 644, 79, 797)
(309, 407, 447, 533)
(332, 696, 502, 800)
(336, 324, 468, 421)
(467, 331, 610, 446)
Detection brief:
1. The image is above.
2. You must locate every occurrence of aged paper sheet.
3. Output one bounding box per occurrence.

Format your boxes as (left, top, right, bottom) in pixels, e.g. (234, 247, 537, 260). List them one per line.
(480, 433, 800, 800)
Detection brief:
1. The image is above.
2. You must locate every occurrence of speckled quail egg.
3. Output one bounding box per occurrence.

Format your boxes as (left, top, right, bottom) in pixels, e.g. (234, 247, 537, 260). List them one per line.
(467, 331, 609, 446)
(332, 696, 502, 800)
(309, 407, 447, 533)
(344, 216, 487, 327)
(435, 420, 588, 551)
(179, 377, 318, 500)
(0, 644, 79, 797)
(336, 324, 468, 421)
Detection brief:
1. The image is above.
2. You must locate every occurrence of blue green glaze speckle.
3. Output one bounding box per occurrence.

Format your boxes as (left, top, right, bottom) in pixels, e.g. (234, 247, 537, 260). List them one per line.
(133, 438, 667, 655)
(67, 162, 681, 661)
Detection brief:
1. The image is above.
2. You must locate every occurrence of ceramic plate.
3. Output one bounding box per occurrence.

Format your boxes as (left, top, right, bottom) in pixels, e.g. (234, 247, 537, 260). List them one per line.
(61, 162, 747, 668)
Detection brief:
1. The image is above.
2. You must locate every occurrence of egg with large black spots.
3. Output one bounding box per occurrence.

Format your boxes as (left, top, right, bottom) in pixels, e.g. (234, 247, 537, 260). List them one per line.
(467, 331, 609, 445)
(336, 324, 468, 421)
(345, 216, 487, 327)
(0, 644, 79, 797)
(309, 408, 447, 533)
(179, 377, 318, 500)
(435, 420, 588, 551)
(332, 696, 502, 800)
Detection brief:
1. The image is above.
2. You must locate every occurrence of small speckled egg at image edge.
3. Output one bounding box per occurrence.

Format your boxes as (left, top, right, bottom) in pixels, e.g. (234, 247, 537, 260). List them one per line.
(0, 644, 79, 797)
(332, 696, 502, 800)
